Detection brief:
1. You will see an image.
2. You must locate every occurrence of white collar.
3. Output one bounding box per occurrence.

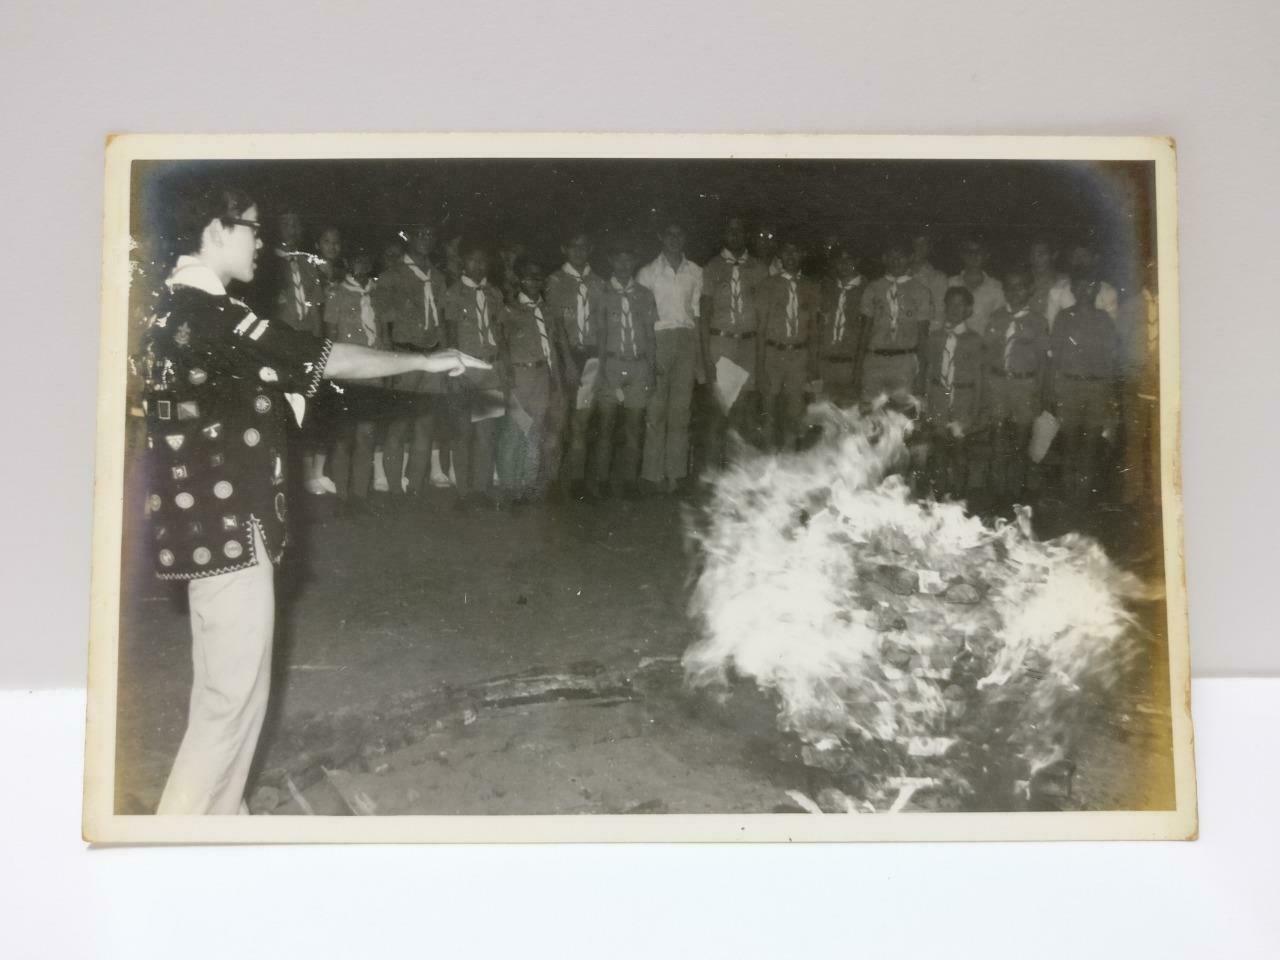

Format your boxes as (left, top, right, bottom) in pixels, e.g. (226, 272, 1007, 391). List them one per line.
(461, 275, 486, 290)
(342, 276, 371, 294)
(1010, 306, 1030, 318)
(721, 249, 748, 264)
(780, 271, 800, 282)
(657, 254, 686, 273)
(888, 274, 913, 284)
(611, 277, 634, 293)
(838, 275, 863, 290)
(563, 263, 591, 280)
(166, 255, 226, 296)
(518, 292, 541, 307)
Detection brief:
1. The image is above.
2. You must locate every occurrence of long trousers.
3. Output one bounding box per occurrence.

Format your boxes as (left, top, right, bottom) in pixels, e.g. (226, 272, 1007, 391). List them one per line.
(157, 526, 274, 815)
(642, 328, 697, 483)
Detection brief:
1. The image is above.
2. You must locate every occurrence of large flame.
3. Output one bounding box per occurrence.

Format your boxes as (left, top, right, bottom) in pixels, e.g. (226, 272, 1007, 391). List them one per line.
(683, 398, 1142, 811)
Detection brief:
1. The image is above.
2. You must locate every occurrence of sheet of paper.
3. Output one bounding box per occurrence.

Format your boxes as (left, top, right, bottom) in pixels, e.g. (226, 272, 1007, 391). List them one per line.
(714, 356, 750, 411)
(469, 388, 507, 424)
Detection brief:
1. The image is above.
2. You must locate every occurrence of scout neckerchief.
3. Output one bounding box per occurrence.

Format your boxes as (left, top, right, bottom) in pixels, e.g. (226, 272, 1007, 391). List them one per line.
(611, 277, 637, 358)
(780, 271, 800, 339)
(1004, 306, 1030, 371)
(721, 249, 748, 323)
(518, 292, 552, 366)
(563, 263, 592, 344)
(342, 276, 377, 346)
(461, 275, 495, 347)
(402, 254, 439, 336)
(886, 274, 912, 337)
(275, 247, 308, 324)
(941, 323, 964, 396)
(832, 275, 863, 344)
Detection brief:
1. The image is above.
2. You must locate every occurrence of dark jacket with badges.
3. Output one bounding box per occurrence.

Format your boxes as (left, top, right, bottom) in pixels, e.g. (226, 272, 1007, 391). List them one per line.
(139, 272, 333, 580)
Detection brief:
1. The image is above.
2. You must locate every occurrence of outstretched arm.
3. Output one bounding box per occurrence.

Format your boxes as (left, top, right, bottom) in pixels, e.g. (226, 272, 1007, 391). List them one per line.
(322, 343, 489, 380)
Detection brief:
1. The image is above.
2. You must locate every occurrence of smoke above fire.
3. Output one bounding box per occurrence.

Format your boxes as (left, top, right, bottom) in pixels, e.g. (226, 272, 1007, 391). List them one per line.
(683, 399, 1143, 812)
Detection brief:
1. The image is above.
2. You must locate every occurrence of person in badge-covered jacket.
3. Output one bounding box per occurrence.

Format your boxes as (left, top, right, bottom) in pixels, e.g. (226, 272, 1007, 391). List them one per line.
(139, 183, 489, 815)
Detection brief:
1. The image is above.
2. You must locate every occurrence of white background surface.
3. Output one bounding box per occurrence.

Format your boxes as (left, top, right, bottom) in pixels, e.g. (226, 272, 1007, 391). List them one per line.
(0, 3, 1275, 951)
(3, 680, 1276, 959)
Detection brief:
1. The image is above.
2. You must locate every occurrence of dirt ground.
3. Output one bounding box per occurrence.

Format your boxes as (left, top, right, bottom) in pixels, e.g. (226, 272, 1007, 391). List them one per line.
(113, 463, 1176, 817)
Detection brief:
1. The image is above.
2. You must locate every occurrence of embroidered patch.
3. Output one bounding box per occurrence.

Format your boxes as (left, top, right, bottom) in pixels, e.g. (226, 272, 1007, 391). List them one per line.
(157, 400, 172, 421)
(253, 395, 272, 414)
(146, 494, 162, 513)
(274, 492, 287, 521)
(202, 422, 222, 440)
(188, 368, 208, 386)
(187, 521, 203, 538)
(213, 480, 233, 499)
(223, 540, 244, 560)
(259, 366, 279, 383)
(221, 514, 238, 530)
(177, 400, 200, 420)
(209, 452, 224, 468)
(243, 427, 261, 447)
(192, 546, 211, 566)
(164, 434, 185, 451)
(171, 464, 188, 481)
(175, 492, 195, 510)
(154, 525, 167, 541)
(158, 549, 175, 567)
(272, 455, 284, 484)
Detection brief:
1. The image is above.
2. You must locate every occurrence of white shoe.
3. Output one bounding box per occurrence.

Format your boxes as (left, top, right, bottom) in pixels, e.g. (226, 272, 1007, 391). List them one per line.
(317, 476, 338, 494)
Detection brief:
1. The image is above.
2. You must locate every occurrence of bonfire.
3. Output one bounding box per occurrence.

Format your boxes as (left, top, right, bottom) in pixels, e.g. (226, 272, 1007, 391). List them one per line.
(683, 397, 1144, 812)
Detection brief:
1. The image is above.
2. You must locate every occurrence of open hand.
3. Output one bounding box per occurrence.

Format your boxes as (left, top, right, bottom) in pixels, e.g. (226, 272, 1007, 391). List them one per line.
(422, 349, 492, 377)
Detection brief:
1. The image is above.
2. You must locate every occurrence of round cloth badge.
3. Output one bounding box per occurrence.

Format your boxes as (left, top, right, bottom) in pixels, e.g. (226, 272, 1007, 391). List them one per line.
(213, 480, 234, 500)
(243, 427, 261, 447)
(188, 367, 208, 386)
(254, 395, 272, 414)
(158, 549, 175, 567)
(175, 492, 195, 510)
(274, 492, 287, 521)
(259, 366, 279, 383)
(223, 539, 244, 560)
(192, 546, 212, 566)
(146, 494, 162, 513)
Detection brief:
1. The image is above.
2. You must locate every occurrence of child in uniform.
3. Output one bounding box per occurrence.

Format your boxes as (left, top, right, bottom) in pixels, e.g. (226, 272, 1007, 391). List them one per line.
(981, 269, 1050, 509)
(596, 243, 658, 497)
(757, 238, 820, 451)
(816, 243, 869, 407)
(859, 240, 932, 400)
(923, 287, 986, 500)
(444, 241, 506, 507)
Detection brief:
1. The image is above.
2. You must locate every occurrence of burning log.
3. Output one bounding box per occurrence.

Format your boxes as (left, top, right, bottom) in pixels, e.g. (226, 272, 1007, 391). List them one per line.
(684, 397, 1143, 812)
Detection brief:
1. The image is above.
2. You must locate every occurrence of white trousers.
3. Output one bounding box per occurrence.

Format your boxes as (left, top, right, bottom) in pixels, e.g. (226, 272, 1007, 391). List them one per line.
(156, 526, 275, 815)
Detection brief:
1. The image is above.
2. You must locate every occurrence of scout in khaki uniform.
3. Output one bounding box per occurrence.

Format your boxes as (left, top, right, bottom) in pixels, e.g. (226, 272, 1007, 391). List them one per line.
(757, 239, 820, 452)
(596, 244, 658, 498)
(923, 287, 986, 500)
(142, 185, 486, 815)
(371, 224, 449, 503)
(496, 259, 565, 504)
(981, 269, 1050, 509)
(815, 244, 869, 407)
(543, 230, 610, 500)
(1047, 273, 1121, 509)
(859, 240, 932, 400)
(323, 249, 385, 512)
(700, 216, 768, 468)
(443, 242, 507, 508)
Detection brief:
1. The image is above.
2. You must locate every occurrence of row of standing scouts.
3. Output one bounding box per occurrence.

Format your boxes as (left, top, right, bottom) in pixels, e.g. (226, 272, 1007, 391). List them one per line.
(257, 211, 1160, 517)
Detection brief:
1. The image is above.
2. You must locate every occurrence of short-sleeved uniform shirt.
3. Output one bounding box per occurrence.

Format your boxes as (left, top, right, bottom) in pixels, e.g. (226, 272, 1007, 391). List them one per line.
(758, 273, 820, 344)
(544, 265, 609, 357)
(701, 252, 767, 335)
(140, 257, 333, 581)
(860, 276, 932, 350)
(443, 278, 505, 365)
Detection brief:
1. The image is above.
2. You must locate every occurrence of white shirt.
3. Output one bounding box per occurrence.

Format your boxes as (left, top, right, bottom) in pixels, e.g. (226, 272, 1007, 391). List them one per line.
(947, 272, 1006, 334)
(637, 254, 702, 331)
(1045, 277, 1120, 329)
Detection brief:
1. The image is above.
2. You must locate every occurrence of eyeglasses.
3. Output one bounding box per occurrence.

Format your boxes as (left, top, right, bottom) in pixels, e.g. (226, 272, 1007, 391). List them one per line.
(227, 218, 263, 238)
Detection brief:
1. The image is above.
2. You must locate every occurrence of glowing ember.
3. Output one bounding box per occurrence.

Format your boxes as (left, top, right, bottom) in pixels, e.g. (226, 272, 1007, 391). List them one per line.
(684, 398, 1143, 812)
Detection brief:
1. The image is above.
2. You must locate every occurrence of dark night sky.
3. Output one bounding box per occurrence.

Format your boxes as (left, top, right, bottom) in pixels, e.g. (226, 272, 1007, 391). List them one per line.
(133, 157, 1155, 283)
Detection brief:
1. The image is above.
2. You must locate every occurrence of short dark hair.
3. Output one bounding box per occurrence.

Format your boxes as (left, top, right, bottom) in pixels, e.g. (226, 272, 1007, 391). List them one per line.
(944, 286, 975, 308)
(513, 256, 544, 279)
(172, 183, 255, 256)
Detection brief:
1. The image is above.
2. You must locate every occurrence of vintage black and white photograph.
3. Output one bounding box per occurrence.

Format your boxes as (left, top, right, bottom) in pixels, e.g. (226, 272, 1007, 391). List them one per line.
(84, 134, 1193, 843)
